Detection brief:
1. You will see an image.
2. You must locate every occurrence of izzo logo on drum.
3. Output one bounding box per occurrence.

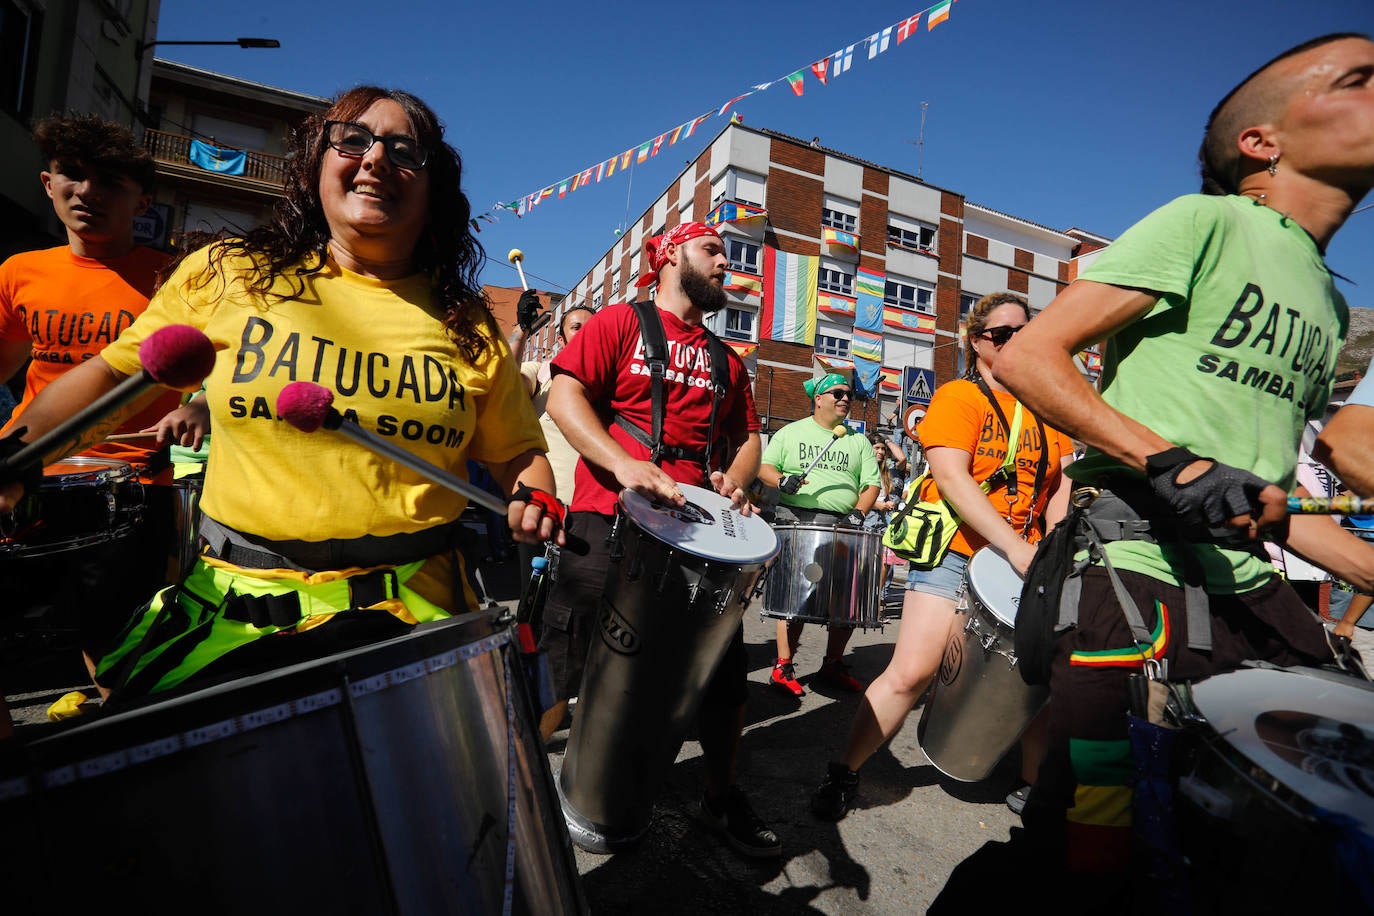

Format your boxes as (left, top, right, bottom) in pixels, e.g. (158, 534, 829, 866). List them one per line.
(938, 631, 964, 686)
(599, 601, 641, 655)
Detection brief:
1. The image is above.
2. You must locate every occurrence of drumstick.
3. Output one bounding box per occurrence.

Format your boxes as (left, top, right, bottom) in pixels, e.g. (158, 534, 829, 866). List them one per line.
(104, 432, 162, 442)
(1287, 494, 1374, 516)
(276, 381, 586, 553)
(1, 325, 215, 476)
(798, 425, 850, 481)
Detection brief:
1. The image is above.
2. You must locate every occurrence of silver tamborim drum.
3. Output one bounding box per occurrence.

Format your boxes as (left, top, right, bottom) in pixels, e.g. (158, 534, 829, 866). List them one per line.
(558, 483, 778, 853)
(917, 546, 1049, 781)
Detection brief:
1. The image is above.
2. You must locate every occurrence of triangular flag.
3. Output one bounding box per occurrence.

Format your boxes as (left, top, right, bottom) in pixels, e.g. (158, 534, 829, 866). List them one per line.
(557, 179, 570, 199)
(682, 113, 711, 138)
(621, 148, 634, 169)
(785, 70, 804, 96)
(896, 13, 921, 43)
(867, 26, 892, 59)
(811, 58, 830, 85)
(594, 161, 605, 183)
(636, 140, 652, 164)
(650, 133, 666, 157)
(717, 91, 754, 116)
(606, 154, 619, 178)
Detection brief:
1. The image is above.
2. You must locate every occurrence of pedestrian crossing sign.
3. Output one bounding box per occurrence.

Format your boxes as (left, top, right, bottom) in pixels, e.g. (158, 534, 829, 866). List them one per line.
(903, 367, 935, 406)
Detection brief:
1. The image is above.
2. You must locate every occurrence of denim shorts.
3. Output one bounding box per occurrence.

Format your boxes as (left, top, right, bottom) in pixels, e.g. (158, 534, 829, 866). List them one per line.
(904, 549, 970, 601)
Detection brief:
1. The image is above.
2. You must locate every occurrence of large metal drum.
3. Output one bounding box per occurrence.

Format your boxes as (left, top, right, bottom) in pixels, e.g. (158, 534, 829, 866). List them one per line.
(558, 484, 778, 853)
(1173, 665, 1374, 912)
(917, 546, 1049, 781)
(759, 523, 884, 629)
(0, 456, 142, 558)
(0, 612, 586, 915)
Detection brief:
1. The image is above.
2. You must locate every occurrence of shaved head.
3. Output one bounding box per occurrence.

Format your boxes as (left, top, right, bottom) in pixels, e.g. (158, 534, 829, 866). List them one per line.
(1199, 32, 1370, 194)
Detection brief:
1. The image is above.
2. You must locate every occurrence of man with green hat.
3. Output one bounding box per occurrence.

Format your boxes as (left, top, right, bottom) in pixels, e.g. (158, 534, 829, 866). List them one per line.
(758, 372, 880, 695)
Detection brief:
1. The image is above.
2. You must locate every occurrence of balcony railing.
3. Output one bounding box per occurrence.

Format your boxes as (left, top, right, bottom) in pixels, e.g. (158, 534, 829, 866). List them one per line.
(142, 128, 287, 185)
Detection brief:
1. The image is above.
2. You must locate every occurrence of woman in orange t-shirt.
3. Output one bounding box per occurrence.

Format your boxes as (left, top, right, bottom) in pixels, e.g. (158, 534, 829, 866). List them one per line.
(812, 292, 1075, 820)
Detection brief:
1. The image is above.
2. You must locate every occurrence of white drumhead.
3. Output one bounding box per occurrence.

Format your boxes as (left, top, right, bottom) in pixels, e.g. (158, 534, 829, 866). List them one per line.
(620, 483, 779, 565)
(1190, 667, 1374, 832)
(965, 547, 1024, 628)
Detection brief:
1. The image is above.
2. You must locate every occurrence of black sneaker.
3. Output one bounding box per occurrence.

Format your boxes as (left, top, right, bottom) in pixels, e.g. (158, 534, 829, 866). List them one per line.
(1006, 784, 1030, 816)
(811, 762, 860, 821)
(698, 786, 781, 859)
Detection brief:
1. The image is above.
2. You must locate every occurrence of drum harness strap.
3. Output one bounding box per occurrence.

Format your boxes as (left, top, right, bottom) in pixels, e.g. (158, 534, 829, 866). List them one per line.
(611, 299, 732, 476)
(196, 514, 460, 628)
(974, 376, 1049, 538)
(1059, 486, 1221, 656)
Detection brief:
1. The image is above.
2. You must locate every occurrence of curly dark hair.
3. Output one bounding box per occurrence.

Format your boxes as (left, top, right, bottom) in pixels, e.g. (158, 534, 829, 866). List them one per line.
(173, 86, 494, 361)
(32, 113, 156, 191)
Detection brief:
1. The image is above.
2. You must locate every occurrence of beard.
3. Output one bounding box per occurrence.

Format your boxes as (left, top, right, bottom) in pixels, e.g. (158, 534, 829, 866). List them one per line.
(678, 257, 728, 314)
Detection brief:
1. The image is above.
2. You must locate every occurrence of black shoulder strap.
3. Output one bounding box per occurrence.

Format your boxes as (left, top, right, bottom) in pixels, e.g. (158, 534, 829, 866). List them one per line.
(629, 300, 670, 463)
(699, 325, 732, 473)
(974, 376, 1017, 496)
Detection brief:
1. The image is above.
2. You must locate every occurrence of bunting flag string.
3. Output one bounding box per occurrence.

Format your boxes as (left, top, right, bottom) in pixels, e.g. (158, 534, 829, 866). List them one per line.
(485, 0, 960, 222)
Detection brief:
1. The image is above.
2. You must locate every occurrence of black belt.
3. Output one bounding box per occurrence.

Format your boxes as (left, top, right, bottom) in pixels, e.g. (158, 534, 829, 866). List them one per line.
(199, 514, 463, 573)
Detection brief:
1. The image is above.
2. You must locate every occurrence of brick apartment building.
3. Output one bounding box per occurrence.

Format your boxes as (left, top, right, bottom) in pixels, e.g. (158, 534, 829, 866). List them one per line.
(527, 122, 1108, 436)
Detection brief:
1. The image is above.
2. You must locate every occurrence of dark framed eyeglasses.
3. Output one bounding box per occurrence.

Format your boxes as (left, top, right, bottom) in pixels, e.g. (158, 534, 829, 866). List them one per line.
(977, 324, 1025, 346)
(324, 120, 430, 170)
(825, 389, 853, 401)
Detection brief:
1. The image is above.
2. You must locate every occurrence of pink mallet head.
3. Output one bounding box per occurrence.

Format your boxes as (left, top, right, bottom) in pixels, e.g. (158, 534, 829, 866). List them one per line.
(138, 324, 217, 391)
(276, 381, 335, 433)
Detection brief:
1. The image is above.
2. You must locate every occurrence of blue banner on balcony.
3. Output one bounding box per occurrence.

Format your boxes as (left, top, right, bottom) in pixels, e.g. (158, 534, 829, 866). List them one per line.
(189, 139, 247, 176)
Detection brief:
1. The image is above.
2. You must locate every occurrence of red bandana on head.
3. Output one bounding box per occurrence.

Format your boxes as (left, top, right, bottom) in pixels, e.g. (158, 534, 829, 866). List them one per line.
(635, 221, 722, 287)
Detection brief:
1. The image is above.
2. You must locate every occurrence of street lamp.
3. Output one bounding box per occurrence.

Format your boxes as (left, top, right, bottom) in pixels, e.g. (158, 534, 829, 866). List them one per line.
(135, 37, 281, 60)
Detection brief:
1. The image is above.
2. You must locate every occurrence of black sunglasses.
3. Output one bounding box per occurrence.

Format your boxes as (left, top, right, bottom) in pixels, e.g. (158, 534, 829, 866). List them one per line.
(325, 120, 430, 170)
(977, 324, 1025, 346)
(825, 389, 853, 400)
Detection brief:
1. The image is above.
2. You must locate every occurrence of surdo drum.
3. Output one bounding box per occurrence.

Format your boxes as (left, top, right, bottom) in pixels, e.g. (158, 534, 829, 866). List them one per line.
(1172, 665, 1374, 912)
(558, 483, 778, 853)
(0, 613, 587, 915)
(917, 546, 1049, 781)
(759, 523, 884, 629)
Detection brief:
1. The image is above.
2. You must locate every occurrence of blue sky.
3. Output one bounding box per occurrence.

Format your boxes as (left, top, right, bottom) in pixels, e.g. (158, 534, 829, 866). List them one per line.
(156, 0, 1374, 309)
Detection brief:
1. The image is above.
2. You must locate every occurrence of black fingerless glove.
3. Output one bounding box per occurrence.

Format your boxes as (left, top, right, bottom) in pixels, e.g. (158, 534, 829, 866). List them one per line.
(1145, 447, 1271, 534)
(779, 474, 804, 495)
(843, 511, 866, 528)
(515, 289, 542, 332)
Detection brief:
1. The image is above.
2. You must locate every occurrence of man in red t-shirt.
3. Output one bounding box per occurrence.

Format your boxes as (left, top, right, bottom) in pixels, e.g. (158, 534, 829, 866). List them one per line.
(0, 115, 184, 707)
(540, 221, 779, 858)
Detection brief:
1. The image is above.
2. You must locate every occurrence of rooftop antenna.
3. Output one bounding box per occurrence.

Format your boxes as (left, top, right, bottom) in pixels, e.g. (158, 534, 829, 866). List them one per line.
(903, 102, 930, 180)
(916, 101, 929, 179)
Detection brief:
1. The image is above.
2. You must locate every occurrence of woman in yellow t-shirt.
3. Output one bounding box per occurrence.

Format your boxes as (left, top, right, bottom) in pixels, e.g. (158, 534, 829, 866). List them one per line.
(0, 86, 563, 700)
(813, 292, 1075, 820)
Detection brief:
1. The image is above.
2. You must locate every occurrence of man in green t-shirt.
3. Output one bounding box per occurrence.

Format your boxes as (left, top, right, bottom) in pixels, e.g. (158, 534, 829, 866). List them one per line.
(986, 33, 1374, 910)
(758, 373, 879, 696)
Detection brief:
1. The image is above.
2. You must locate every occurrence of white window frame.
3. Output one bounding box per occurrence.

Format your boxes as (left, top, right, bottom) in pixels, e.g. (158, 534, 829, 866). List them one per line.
(725, 237, 760, 274)
(818, 259, 854, 296)
(814, 333, 851, 358)
(724, 307, 755, 341)
(887, 216, 938, 253)
(884, 276, 935, 315)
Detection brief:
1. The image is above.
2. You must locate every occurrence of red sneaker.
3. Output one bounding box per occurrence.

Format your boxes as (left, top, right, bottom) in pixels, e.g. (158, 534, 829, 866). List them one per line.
(817, 657, 864, 692)
(770, 659, 804, 697)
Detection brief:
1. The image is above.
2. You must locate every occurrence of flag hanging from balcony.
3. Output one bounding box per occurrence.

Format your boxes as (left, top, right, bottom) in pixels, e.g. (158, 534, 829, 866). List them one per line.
(189, 139, 246, 176)
(723, 271, 763, 295)
(818, 292, 856, 318)
(852, 267, 885, 396)
(760, 247, 817, 344)
(880, 366, 902, 392)
(883, 307, 936, 334)
(822, 226, 859, 252)
(705, 201, 768, 227)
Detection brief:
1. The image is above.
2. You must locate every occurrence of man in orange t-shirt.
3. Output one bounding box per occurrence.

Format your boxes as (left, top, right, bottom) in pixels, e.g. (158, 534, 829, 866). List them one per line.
(0, 115, 181, 702)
